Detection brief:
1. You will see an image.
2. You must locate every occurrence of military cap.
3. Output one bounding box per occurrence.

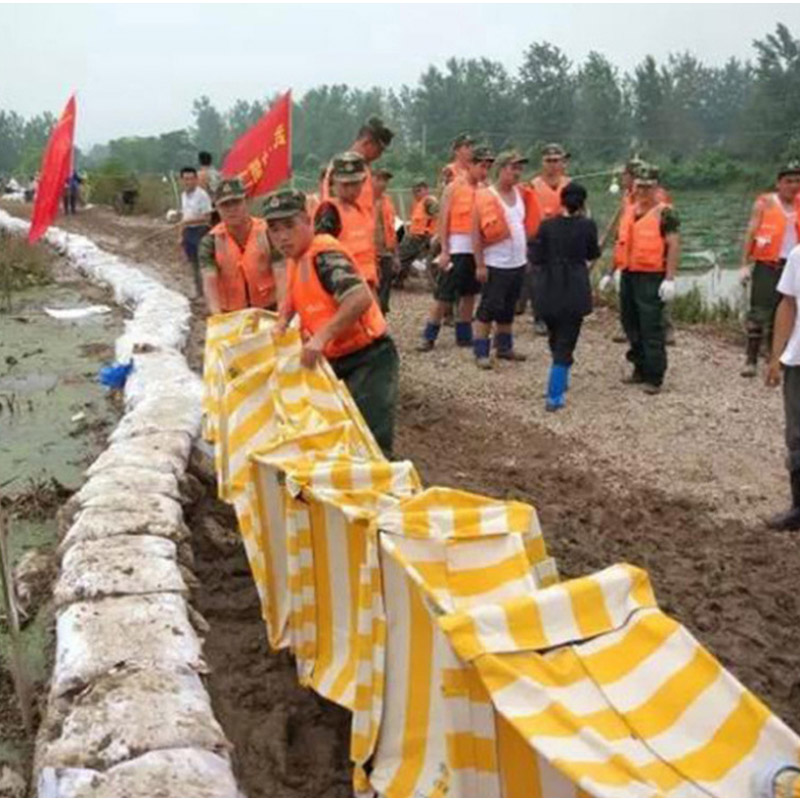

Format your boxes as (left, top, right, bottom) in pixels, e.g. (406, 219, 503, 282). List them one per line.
(495, 149, 530, 169)
(412, 176, 429, 188)
(624, 156, 645, 174)
(213, 177, 247, 205)
(261, 188, 307, 220)
(541, 142, 569, 159)
(472, 145, 496, 163)
(452, 132, 475, 150)
(373, 166, 394, 180)
(778, 160, 800, 179)
(330, 151, 367, 183)
(634, 163, 660, 186)
(363, 116, 394, 148)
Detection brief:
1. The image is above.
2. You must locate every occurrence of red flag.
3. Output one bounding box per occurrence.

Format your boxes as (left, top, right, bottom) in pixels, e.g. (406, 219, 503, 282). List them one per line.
(222, 90, 291, 197)
(28, 94, 77, 243)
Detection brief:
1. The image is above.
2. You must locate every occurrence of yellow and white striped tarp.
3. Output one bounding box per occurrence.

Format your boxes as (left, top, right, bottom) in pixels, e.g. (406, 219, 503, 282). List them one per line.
(441, 563, 800, 798)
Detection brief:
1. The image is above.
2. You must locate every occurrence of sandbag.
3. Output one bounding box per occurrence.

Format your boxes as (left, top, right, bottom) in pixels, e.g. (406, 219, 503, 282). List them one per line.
(38, 749, 239, 798)
(54, 536, 186, 607)
(52, 594, 205, 698)
(74, 469, 181, 506)
(86, 445, 185, 479)
(38, 667, 229, 771)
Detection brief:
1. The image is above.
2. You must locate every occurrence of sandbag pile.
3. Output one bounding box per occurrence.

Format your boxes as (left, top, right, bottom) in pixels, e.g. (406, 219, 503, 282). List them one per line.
(0, 213, 239, 798)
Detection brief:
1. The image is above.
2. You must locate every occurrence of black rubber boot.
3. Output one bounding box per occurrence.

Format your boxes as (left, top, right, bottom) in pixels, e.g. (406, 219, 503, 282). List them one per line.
(767, 471, 800, 531)
(741, 336, 760, 378)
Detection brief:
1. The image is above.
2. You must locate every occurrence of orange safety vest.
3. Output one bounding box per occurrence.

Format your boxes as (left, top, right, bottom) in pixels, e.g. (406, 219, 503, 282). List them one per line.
(749, 193, 800, 264)
(377, 193, 397, 250)
(615, 188, 672, 270)
(531, 175, 570, 220)
(287, 234, 387, 360)
(475, 187, 514, 245)
(326, 198, 377, 286)
(409, 196, 437, 236)
(211, 218, 276, 311)
(626, 203, 670, 273)
(448, 180, 477, 235)
(519, 184, 543, 237)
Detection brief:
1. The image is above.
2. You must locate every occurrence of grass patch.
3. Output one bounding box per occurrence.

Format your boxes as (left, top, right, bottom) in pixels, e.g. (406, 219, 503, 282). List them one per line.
(0, 231, 53, 312)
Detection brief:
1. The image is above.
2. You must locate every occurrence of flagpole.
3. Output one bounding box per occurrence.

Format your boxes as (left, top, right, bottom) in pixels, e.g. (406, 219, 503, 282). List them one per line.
(289, 89, 295, 190)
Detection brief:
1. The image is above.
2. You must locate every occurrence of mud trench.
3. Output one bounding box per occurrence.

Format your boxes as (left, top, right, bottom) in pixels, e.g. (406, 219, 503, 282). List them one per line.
(185, 474, 352, 798)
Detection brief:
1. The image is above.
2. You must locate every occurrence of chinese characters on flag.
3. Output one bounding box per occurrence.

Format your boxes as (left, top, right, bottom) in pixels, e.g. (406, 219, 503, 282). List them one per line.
(222, 90, 291, 197)
(28, 94, 77, 243)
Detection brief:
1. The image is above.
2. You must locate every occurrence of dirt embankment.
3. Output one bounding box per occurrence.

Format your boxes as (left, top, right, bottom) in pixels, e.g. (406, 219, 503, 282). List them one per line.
(9, 203, 797, 790)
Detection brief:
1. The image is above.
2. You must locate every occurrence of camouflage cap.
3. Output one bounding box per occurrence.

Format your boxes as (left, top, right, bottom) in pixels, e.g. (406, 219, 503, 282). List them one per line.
(624, 156, 645, 174)
(541, 142, 569, 159)
(261, 189, 307, 221)
(495, 149, 530, 169)
(412, 176, 429, 188)
(634, 163, 660, 186)
(213, 177, 246, 205)
(331, 151, 367, 184)
(373, 165, 394, 180)
(363, 116, 394, 148)
(452, 132, 475, 150)
(778, 160, 800, 179)
(472, 145, 496, 163)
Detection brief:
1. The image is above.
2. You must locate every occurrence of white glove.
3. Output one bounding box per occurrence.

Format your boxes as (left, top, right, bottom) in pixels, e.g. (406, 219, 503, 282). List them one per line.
(598, 272, 614, 292)
(658, 279, 676, 303)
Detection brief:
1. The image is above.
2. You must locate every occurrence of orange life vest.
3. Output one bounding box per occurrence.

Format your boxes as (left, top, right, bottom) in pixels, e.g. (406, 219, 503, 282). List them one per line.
(615, 188, 672, 270)
(377, 193, 397, 250)
(409, 196, 437, 236)
(519, 184, 543, 237)
(448, 179, 477, 235)
(531, 175, 570, 219)
(327, 198, 377, 285)
(211, 218, 276, 311)
(475, 187, 517, 245)
(749, 193, 800, 264)
(626, 203, 669, 273)
(287, 234, 387, 360)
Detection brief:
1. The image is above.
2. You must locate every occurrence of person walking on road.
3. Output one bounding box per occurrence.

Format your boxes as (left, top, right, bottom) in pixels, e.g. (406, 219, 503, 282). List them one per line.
(530, 183, 600, 411)
(472, 150, 536, 368)
(619, 164, 680, 395)
(766, 240, 800, 530)
(265, 188, 398, 458)
(179, 166, 213, 297)
(417, 146, 495, 352)
(740, 161, 800, 377)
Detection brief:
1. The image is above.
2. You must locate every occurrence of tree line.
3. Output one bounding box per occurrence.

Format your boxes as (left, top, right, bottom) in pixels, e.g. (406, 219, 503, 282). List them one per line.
(2, 23, 799, 188)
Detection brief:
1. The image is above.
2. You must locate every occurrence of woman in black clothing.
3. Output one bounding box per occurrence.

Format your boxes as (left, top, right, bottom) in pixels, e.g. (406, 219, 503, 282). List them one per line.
(529, 183, 600, 411)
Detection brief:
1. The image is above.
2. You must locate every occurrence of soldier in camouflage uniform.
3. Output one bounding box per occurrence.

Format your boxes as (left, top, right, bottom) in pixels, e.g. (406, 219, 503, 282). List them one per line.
(397, 177, 439, 288)
(264, 188, 398, 457)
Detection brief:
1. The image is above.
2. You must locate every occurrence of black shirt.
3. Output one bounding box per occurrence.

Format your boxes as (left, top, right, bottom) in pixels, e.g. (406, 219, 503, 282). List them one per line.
(529, 215, 600, 319)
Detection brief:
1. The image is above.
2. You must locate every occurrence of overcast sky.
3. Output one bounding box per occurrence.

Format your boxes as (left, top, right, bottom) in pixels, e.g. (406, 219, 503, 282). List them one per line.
(4, 3, 800, 147)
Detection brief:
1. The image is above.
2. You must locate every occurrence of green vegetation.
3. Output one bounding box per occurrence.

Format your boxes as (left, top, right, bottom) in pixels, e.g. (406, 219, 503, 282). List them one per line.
(0, 231, 52, 311)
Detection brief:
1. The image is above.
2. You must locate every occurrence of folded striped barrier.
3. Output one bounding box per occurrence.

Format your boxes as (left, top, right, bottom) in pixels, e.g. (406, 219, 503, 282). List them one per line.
(202, 312, 800, 797)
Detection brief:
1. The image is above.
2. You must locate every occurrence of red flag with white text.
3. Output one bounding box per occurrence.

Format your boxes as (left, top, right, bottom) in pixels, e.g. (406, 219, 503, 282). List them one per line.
(222, 91, 291, 197)
(28, 94, 77, 243)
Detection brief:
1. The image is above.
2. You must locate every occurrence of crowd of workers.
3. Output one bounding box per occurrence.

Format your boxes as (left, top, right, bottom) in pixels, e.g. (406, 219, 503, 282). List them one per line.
(163, 118, 800, 534)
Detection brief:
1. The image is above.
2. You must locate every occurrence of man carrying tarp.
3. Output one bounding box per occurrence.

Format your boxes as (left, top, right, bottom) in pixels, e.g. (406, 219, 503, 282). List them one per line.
(740, 160, 800, 377)
(199, 177, 285, 314)
(265, 188, 398, 458)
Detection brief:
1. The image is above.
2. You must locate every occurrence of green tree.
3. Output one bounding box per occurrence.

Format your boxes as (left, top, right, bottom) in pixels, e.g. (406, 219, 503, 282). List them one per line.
(191, 95, 226, 160)
(574, 52, 628, 161)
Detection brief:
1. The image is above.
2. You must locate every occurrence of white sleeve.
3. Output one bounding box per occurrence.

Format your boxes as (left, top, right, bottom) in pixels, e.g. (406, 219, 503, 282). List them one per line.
(778, 246, 800, 297)
(198, 190, 213, 214)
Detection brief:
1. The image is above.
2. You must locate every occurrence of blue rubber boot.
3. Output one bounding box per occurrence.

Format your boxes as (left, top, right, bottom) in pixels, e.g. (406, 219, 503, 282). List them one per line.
(416, 322, 440, 352)
(494, 332, 527, 361)
(455, 321, 473, 347)
(545, 363, 568, 412)
(473, 338, 492, 369)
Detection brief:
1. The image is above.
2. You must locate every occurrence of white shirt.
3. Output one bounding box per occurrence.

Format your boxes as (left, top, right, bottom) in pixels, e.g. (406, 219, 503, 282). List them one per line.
(483, 186, 527, 269)
(777, 244, 800, 365)
(181, 187, 212, 225)
(779, 198, 798, 259)
(448, 233, 473, 255)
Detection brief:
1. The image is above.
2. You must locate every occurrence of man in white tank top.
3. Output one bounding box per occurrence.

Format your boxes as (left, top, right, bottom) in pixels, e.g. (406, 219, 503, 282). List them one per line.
(472, 150, 530, 368)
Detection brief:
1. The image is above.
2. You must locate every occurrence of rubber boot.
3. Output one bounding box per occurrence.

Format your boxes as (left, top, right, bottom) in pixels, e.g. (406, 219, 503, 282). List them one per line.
(473, 338, 492, 370)
(767, 471, 800, 531)
(455, 321, 473, 347)
(495, 332, 527, 361)
(741, 336, 760, 378)
(545, 363, 568, 412)
(564, 365, 571, 392)
(416, 322, 440, 352)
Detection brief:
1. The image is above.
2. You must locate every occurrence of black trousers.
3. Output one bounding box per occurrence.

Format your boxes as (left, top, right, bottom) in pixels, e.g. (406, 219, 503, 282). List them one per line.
(784, 365, 800, 473)
(620, 271, 667, 386)
(542, 315, 583, 366)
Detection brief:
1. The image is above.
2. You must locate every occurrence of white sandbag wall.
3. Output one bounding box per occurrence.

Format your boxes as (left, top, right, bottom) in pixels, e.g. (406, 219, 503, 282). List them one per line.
(0, 211, 240, 798)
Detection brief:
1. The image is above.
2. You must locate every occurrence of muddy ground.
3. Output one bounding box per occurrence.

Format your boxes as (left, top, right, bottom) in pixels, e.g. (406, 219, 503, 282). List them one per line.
(3, 202, 799, 794)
